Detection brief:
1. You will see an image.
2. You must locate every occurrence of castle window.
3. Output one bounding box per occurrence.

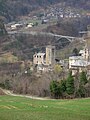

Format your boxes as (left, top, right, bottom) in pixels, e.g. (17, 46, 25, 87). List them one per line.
(52, 49, 54, 55)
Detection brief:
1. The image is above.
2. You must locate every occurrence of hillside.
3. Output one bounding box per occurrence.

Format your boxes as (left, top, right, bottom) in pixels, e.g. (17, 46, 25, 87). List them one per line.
(0, 0, 90, 21)
(44, 17, 90, 37)
(6, 0, 90, 10)
(0, 0, 61, 21)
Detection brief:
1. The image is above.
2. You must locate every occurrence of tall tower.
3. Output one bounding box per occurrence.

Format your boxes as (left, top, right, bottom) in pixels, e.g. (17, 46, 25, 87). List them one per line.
(83, 47, 89, 61)
(46, 45, 56, 65)
(84, 31, 90, 61)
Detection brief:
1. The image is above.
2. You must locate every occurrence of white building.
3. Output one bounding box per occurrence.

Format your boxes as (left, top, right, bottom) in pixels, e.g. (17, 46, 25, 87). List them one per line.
(69, 56, 90, 75)
(69, 56, 83, 69)
(26, 23, 34, 28)
(11, 23, 23, 30)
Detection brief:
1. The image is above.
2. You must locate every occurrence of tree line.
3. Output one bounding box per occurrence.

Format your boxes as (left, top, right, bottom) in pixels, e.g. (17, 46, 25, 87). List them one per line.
(50, 71, 90, 99)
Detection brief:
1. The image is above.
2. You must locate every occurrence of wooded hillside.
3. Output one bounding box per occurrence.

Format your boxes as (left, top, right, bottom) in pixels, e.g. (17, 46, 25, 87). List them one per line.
(0, 0, 90, 21)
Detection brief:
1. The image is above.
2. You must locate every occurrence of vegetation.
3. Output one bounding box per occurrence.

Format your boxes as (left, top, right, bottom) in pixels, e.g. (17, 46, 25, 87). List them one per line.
(50, 81, 61, 98)
(46, 17, 90, 37)
(0, 53, 18, 63)
(72, 48, 79, 56)
(80, 71, 88, 85)
(0, 0, 6, 17)
(66, 71, 75, 95)
(3, 33, 69, 61)
(0, 95, 90, 120)
(50, 80, 67, 99)
(0, 19, 7, 36)
(0, 0, 90, 21)
(76, 85, 86, 98)
(50, 71, 90, 99)
(75, 71, 88, 98)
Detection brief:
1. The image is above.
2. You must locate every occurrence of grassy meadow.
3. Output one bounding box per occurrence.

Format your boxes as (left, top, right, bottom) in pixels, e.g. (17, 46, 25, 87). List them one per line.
(0, 95, 90, 120)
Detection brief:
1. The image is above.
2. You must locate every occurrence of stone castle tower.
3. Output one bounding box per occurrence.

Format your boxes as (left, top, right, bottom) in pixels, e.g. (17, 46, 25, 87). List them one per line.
(84, 31, 90, 61)
(46, 45, 56, 65)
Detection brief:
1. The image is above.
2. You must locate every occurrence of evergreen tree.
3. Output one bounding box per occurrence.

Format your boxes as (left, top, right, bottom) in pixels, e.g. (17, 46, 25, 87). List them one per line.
(80, 71, 88, 85)
(72, 48, 79, 56)
(60, 80, 66, 92)
(76, 85, 86, 98)
(50, 80, 61, 98)
(66, 71, 75, 95)
(0, 19, 7, 36)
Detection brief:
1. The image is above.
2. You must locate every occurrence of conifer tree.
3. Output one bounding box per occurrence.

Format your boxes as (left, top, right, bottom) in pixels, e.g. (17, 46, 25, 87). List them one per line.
(66, 71, 75, 95)
(80, 71, 88, 85)
(50, 80, 61, 98)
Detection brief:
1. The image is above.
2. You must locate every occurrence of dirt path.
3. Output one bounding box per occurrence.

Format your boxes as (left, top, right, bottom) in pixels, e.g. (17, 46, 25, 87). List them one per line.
(0, 88, 51, 100)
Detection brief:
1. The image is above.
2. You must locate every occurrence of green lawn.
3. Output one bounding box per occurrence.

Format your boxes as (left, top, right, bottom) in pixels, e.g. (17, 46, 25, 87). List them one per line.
(0, 95, 90, 120)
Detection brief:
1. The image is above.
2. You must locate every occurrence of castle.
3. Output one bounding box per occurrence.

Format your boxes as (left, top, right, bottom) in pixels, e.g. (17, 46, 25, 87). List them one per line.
(33, 45, 56, 72)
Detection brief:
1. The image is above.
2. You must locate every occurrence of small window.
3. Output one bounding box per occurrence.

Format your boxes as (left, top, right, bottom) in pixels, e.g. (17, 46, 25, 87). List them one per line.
(40, 56, 41, 58)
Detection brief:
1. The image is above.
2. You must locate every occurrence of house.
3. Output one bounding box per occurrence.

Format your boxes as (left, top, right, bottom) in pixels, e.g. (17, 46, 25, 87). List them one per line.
(69, 56, 90, 75)
(11, 23, 23, 30)
(69, 56, 83, 69)
(26, 23, 34, 28)
(69, 31, 90, 75)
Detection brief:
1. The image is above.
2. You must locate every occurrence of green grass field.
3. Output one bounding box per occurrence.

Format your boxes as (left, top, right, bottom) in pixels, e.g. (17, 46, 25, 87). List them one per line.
(0, 95, 90, 120)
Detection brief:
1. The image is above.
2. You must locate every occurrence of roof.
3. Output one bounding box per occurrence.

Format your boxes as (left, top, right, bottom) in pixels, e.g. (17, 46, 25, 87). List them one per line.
(79, 50, 84, 54)
(46, 45, 55, 49)
(33, 53, 45, 56)
(71, 60, 90, 67)
(69, 56, 83, 60)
